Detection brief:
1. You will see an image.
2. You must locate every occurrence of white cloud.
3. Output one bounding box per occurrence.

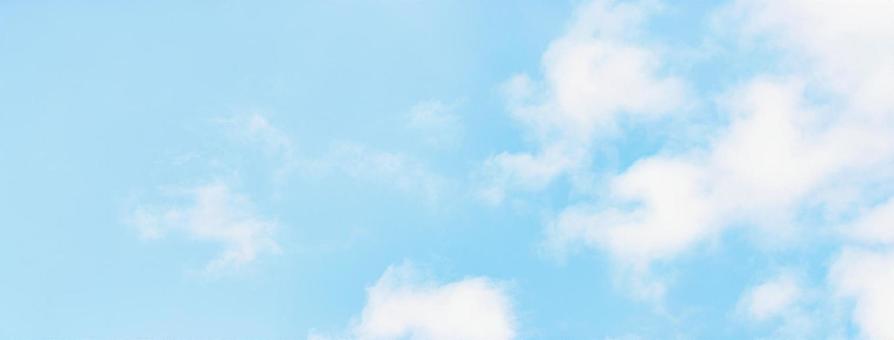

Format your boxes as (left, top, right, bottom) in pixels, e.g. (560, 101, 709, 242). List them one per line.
(843, 197, 894, 245)
(535, 0, 894, 303)
(129, 182, 280, 272)
(829, 197, 894, 340)
(545, 74, 894, 299)
(407, 100, 462, 148)
(721, 0, 894, 115)
(311, 263, 516, 340)
(829, 248, 894, 340)
(735, 271, 839, 339)
(718, 1, 894, 338)
(740, 273, 802, 322)
(482, 0, 686, 203)
(544, 78, 825, 276)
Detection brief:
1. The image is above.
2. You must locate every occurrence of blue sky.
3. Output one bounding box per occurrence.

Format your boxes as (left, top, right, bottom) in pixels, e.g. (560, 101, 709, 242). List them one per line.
(3, 0, 894, 339)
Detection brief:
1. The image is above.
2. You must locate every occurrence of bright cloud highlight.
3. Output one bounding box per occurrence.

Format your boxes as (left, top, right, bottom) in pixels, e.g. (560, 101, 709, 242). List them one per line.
(312, 263, 516, 340)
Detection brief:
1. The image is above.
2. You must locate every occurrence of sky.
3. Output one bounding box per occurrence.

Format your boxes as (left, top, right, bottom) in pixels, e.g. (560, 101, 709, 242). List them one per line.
(2, 0, 894, 339)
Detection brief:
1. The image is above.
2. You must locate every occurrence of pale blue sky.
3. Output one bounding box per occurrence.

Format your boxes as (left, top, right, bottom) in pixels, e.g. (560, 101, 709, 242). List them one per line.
(3, 1, 894, 339)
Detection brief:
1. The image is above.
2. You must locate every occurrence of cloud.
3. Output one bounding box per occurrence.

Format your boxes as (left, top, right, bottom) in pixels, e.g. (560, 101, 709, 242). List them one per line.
(721, 0, 894, 114)
(544, 78, 830, 283)
(545, 75, 893, 300)
(739, 273, 802, 322)
(311, 263, 517, 340)
(829, 197, 894, 340)
(843, 196, 894, 245)
(481, 0, 687, 203)
(407, 100, 462, 148)
(718, 1, 894, 338)
(526, 0, 894, 304)
(129, 182, 280, 272)
(735, 271, 842, 339)
(221, 113, 449, 204)
(829, 248, 894, 340)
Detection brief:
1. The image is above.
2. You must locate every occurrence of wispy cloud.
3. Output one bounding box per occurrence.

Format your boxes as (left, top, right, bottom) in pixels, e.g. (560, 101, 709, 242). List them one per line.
(734, 271, 833, 339)
(222, 113, 451, 205)
(407, 100, 463, 148)
(219, 113, 300, 181)
(323, 142, 450, 205)
(128, 182, 280, 273)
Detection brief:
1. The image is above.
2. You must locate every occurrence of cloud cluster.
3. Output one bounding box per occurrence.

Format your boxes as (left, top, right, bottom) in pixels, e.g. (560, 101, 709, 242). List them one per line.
(125, 1, 894, 337)
(311, 263, 516, 340)
(480, 0, 686, 204)
(545, 75, 885, 276)
(486, 1, 894, 336)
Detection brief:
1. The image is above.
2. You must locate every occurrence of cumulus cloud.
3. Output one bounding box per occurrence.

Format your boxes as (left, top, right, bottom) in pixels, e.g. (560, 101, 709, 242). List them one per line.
(829, 248, 894, 340)
(843, 197, 894, 245)
(129, 182, 280, 272)
(552, 76, 864, 248)
(721, 0, 894, 114)
(520, 0, 894, 305)
(829, 197, 894, 339)
(544, 78, 836, 288)
(717, 1, 894, 337)
(311, 263, 516, 340)
(481, 0, 686, 203)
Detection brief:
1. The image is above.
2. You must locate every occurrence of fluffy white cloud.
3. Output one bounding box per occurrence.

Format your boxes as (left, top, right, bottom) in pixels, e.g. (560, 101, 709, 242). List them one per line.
(129, 182, 280, 272)
(311, 264, 516, 340)
(830, 197, 894, 340)
(534, 0, 894, 304)
(829, 248, 894, 340)
(482, 0, 686, 203)
(722, 0, 894, 115)
(719, 1, 894, 338)
(843, 197, 894, 245)
(545, 78, 831, 275)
